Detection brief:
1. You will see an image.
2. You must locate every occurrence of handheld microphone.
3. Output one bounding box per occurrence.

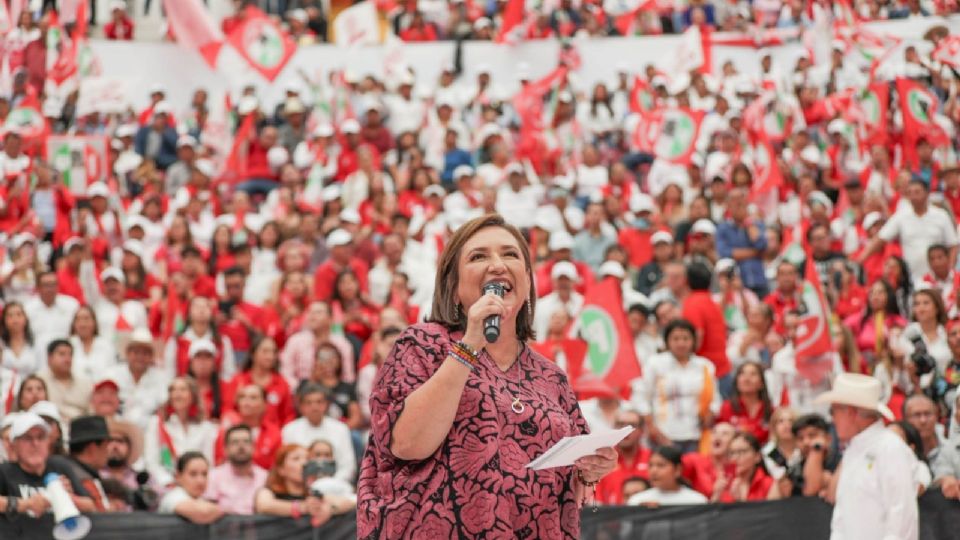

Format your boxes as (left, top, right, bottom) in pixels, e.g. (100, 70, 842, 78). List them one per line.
(482, 281, 505, 343)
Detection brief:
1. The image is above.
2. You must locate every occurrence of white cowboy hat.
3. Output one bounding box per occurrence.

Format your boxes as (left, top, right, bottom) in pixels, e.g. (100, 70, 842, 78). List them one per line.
(814, 373, 894, 421)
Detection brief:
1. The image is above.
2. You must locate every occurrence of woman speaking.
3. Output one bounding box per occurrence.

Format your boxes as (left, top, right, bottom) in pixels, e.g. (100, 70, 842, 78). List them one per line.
(357, 214, 617, 538)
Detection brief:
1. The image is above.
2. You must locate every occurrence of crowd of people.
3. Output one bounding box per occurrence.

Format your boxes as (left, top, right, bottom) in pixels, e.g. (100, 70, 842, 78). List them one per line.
(0, 0, 956, 533)
(86, 0, 958, 45)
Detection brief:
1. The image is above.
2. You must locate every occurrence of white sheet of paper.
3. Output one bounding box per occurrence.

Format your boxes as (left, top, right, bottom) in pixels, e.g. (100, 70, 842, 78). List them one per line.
(526, 426, 634, 470)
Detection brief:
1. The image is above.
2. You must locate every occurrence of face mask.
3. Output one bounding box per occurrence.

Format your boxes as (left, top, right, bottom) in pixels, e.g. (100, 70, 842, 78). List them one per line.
(634, 218, 650, 230)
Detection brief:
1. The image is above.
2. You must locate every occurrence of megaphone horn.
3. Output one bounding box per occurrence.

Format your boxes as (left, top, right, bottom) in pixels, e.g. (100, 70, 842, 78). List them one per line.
(43, 473, 92, 540)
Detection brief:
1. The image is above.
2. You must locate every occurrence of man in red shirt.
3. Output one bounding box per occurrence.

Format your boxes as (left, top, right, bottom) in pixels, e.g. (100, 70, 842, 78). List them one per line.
(596, 409, 651, 505)
(399, 11, 438, 42)
(313, 229, 369, 302)
(682, 261, 732, 393)
(217, 267, 281, 364)
(764, 260, 801, 335)
(334, 120, 380, 182)
(534, 231, 594, 298)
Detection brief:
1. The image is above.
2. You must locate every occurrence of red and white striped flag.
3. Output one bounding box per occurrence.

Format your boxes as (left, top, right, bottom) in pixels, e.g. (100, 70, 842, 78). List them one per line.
(933, 36, 960, 69)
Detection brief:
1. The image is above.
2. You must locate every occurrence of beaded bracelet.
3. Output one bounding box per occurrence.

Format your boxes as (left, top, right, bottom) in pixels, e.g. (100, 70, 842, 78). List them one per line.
(577, 468, 599, 513)
(453, 340, 479, 360)
(447, 351, 476, 371)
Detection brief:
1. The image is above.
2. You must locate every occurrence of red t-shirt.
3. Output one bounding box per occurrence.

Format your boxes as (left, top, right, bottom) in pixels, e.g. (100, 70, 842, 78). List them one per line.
(596, 446, 652, 505)
(313, 258, 369, 302)
(57, 265, 86, 304)
(763, 289, 800, 335)
(617, 228, 654, 269)
(717, 467, 774, 502)
(682, 453, 719, 497)
(834, 284, 867, 321)
(716, 398, 770, 445)
(226, 371, 295, 428)
(214, 414, 281, 470)
(682, 291, 731, 378)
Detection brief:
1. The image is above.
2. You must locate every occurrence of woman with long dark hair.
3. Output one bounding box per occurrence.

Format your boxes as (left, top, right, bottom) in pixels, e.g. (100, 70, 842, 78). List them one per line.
(626, 445, 707, 506)
(712, 432, 781, 502)
(717, 361, 774, 444)
(330, 269, 378, 349)
(119, 240, 162, 303)
(844, 280, 906, 369)
(0, 302, 40, 376)
(883, 255, 912, 318)
(69, 306, 117, 380)
(144, 376, 218, 488)
(187, 343, 227, 422)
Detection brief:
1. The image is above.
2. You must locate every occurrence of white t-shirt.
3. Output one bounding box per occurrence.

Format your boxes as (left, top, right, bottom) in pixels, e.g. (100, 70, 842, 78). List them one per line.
(627, 486, 707, 506)
(878, 204, 958, 278)
(159, 486, 192, 514)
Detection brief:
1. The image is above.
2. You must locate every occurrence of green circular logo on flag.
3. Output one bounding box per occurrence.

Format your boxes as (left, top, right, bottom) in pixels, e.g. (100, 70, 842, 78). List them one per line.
(655, 111, 696, 160)
(579, 306, 618, 377)
(245, 21, 284, 69)
(5, 107, 44, 137)
(907, 89, 931, 123)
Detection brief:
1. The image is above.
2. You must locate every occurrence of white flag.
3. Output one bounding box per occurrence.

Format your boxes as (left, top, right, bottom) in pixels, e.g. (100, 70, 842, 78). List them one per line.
(671, 26, 704, 76)
(334, 1, 380, 47)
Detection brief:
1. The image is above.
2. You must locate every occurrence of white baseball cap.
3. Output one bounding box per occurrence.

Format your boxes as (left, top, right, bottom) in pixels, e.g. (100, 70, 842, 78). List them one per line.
(691, 219, 717, 236)
(630, 193, 656, 214)
(127, 327, 154, 348)
(10, 412, 50, 440)
(326, 229, 353, 248)
(64, 237, 85, 253)
(87, 182, 110, 198)
(313, 123, 334, 138)
(454, 165, 475, 179)
(862, 211, 882, 231)
(188, 338, 217, 357)
(599, 261, 626, 279)
(29, 401, 62, 424)
(341, 119, 361, 134)
(176, 135, 198, 149)
(548, 231, 574, 251)
(551, 261, 579, 281)
(122, 239, 144, 259)
(100, 267, 125, 284)
(715, 258, 737, 275)
(423, 185, 446, 198)
(651, 231, 674, 245)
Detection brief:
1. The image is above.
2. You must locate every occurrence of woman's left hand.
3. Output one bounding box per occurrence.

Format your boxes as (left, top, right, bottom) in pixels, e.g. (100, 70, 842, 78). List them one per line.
(575, 447, 618, 484)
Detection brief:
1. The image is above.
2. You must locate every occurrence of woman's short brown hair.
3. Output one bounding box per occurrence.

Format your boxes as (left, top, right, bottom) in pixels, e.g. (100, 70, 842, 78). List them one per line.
(427, 214, 537, 342)
(914, 288, 947, 325)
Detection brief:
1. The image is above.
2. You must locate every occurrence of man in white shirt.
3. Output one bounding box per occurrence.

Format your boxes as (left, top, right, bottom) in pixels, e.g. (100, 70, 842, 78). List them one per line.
(24, 271, 79, 354)
(814, 373, 918, 540)
(108, 328, 169, 431)
(496, 164, 543, 231)
(533, 261, 584, 339)
(281, 384, 356, 485)
(79, 265, 148, 347)
(860, 178, 958, 279)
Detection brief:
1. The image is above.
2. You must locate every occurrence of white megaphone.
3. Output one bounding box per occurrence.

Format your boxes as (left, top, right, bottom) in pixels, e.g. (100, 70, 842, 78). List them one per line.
(43, 473, 92, 540)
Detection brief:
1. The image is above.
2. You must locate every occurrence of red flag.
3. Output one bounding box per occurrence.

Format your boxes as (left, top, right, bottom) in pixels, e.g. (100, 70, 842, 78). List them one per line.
(933, 35, 960, 68)
(631, 108, 704, 165)
(496, 0, 525, 44)
(628, 76, 656, 113)
(794, 255, 835, 381)
(896, 78, 948, 167)
(748, 134, 782, 196)
(219, 112, 256, 185)
(46, 11, 78, 87)
(613, 0, 656, 36)
(163, 0, 224, 68)
(226, 6, 296, 82)
(512, 66, 568, 168)
(845, 82, 888, 146)
(575, 278, 641, 399)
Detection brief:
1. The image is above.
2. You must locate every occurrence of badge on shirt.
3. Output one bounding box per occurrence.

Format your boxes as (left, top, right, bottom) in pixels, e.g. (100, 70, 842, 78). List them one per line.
(267, 392, 280, 405)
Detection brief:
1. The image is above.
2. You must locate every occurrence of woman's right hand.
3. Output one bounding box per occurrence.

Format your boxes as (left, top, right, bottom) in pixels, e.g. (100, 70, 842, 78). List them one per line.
(305, 496, 332, 527)
(461, 292, 507, 353)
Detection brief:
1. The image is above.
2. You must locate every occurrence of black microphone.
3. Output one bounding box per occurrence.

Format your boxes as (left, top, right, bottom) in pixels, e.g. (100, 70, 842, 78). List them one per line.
(482, 281, 505, 343)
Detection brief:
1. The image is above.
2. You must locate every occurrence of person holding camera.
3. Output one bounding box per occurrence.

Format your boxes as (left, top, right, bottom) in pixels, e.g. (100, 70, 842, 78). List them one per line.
(777, 414, 840, 498)
(281, 384, 355, 485)
(254, 444, 333, 526)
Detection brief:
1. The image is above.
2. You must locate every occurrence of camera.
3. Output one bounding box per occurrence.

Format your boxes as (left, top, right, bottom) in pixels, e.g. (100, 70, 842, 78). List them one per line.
(909, 334, 937, 376)
(811, 442, 824, 452)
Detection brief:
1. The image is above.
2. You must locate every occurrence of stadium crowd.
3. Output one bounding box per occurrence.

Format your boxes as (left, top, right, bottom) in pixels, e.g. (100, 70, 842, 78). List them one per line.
(0, 0, 958, 531)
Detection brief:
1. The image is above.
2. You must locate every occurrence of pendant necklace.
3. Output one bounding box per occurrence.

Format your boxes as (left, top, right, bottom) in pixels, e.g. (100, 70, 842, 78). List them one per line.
(510, 344, 525, 414)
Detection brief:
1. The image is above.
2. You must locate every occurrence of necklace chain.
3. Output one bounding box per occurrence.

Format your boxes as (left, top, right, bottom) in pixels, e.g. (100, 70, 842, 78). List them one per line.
(483, 343, 525, 414)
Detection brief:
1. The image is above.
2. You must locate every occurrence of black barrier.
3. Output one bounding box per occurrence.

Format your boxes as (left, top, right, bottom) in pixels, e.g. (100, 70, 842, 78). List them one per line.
(2, 492, 959, 540)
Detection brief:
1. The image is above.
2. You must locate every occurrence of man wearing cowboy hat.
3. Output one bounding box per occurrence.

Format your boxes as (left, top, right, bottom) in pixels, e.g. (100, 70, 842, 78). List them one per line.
(815, 373, 918, 540)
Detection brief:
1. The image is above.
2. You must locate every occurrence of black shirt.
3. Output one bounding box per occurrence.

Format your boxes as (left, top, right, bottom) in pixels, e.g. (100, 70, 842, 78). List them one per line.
(785, 450, 841, 496)
(0, 460, 84, 501)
